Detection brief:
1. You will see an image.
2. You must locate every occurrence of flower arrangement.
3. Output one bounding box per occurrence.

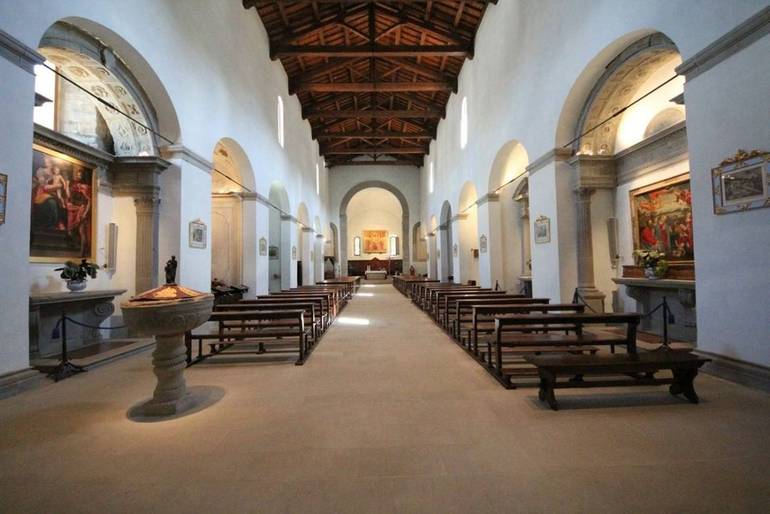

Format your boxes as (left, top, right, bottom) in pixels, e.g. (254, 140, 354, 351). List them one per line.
(632, 249, 668, 279)
(55, 259, 99, 291)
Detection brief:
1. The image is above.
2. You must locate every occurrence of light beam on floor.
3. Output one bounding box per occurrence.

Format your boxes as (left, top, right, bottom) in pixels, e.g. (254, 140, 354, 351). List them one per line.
(337, 317, 370, 326)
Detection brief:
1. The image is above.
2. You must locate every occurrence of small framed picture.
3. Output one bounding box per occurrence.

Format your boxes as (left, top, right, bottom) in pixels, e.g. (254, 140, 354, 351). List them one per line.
(452, 243, 458, 257)
(189, 219, 207, 249)
(259, 237, 267, 256)
(534, 215, 550, 244)
(712, 150, 769, 214)
(291, 245, 297, 260)
(0, 173, 7, 225)
(479, 234, 487, 254)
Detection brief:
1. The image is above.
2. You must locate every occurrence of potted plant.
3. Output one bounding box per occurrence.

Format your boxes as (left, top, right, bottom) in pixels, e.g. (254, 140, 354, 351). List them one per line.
(632, 249, 669, 279)
(55, 259, 99, 292)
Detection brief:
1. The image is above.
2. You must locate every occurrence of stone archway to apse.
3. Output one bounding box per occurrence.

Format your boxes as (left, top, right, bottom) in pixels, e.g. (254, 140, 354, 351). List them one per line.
(339, 181, 410, 277)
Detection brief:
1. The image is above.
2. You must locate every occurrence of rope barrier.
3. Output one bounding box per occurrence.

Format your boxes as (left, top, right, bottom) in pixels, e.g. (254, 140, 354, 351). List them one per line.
(52, 316, 126, 339)
(572, 288, 672, 349)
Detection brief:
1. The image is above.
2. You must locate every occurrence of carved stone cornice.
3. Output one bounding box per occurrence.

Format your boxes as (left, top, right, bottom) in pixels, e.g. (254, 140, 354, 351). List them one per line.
(526, 147, 573, 175)
(569, 155, 616, 189)
(676, 6, 770, 80)
(452, 213, 469, 222)
(110, 156, 171, 197)
(159, 144, 213, 174)
(0, 28, 44, 74)
(302, 227, 314, 233)
(477, 193, 499, 206)
(615, 122, 688, 184)
(33, 124, 114, 168)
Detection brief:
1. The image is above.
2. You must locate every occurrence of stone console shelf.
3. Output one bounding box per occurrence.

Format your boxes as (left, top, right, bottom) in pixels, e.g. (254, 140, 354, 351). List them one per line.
(29, 289, 127, 359)
(612, 277, 696, 342)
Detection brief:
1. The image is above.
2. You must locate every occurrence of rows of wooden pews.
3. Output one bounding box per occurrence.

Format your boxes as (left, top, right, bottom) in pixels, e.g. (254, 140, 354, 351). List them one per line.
(184, 277, 360, 367)
(394, 275, 709, 410)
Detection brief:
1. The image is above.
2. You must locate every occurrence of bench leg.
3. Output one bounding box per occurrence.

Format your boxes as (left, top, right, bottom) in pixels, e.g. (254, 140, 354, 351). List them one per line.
(538, 370, 558, 410)
(670, 368, 700, 404)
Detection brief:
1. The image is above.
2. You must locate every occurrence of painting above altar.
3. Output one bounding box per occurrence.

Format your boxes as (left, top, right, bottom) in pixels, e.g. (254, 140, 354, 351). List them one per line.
(30, 144, 96, 262)
(630, 174, 693, 262)
(363, 230, 388, 254)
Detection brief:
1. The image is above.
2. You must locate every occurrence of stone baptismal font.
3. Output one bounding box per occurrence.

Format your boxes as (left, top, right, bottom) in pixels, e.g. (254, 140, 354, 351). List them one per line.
(121, 257, 217, 420)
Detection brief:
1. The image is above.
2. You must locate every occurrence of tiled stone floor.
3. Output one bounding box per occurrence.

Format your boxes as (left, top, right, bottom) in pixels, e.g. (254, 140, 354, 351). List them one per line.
(1, 282, 769, 513)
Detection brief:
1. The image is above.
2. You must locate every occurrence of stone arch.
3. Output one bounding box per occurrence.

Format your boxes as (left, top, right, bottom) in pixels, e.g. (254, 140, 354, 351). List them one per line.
(339, 180, 410, 276)
(457, 181, 480, 284)
(439, 200, 454, 281)
(211, 138, 257, 292)
(268, 181, 291, 291)
(38, 19, 180, 154)
(483, 140, 530, 289)
(556, 30, 682, 153)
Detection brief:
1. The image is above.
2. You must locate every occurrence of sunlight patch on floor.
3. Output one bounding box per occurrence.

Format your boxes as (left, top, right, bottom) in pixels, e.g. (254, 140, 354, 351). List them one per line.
(337, 316, 371, 326)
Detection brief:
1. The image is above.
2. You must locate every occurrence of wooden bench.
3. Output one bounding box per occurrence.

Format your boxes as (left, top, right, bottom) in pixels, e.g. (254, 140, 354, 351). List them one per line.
(424, 286, 481, 313)
(186, 308, 310, 366)
(525, 352, 711, 410)
(217, 300, 322, 343)
(455, 298, 551, 343)
(493, 313, 640, 387)
(433, 289, 502, 323)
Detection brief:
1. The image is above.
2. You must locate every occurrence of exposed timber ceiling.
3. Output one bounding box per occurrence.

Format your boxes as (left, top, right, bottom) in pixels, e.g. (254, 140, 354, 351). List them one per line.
(243, 0, 496, 167)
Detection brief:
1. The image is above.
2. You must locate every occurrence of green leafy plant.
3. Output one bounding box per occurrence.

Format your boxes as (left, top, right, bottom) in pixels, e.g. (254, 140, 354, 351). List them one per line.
(632, 249, 668, 278)
(55, 259, 99, 282)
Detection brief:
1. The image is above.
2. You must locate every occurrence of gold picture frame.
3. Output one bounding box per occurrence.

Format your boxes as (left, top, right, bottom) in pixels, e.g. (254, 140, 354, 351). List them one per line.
(30, 144, 97, 263)
(629, 173, 693, 263)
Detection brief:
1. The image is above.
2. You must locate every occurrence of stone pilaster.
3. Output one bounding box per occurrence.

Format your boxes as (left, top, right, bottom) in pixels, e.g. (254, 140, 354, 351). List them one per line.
(110, 156, 171, 294)
(134, 194, 162, 293)
(574, 187, 606, 312)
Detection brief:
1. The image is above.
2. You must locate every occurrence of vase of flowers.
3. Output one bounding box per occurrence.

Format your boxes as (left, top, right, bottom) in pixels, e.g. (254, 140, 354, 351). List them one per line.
(633, 249, 669, 279)
(56, 259, 99, 292)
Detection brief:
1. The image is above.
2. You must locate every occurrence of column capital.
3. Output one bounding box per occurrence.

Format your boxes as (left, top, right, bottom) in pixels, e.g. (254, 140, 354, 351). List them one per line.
(110, 156, 171, 197)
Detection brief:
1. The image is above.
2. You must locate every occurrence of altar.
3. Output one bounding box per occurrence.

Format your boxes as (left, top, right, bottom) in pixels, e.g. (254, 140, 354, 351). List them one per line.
(365, 269, 388, 280)
(29, 289, 126, 358)
(612, 277, 696, 342)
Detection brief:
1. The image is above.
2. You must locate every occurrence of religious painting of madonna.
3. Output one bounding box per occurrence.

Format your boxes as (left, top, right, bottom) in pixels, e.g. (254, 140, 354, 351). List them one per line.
(30, 145, 96, 262)
(630, 174, 693, 262)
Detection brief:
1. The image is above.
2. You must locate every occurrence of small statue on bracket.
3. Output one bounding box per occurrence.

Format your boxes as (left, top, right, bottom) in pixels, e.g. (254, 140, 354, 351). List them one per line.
(165, 256, 178, 285)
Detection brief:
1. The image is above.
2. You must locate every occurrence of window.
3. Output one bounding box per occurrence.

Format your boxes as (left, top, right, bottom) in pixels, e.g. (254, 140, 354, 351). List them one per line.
(389, 235, 399, 257)
(34, 61, 57, 129)
(315, 163, 320, 195)
(460, 96, 468, 149)
(429, 161, 434, 194)
(353, 236, 361, 256)
(277, 96, 285, 148)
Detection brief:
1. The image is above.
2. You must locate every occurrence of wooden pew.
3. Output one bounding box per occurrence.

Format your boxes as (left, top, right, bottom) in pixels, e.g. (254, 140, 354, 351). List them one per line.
(526, 352, 710, 410)
(493, 312, 641, 387)
(438, 291, 515, 330)
(217, 300, 322, 343)
(424, 285, 481, 313)
(186, 308, 310, 366)
(454, 297, 551, 343)
(257, 293, 333, 327)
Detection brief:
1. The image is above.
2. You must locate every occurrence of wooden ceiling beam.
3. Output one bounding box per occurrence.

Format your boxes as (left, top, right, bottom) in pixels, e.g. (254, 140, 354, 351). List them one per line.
(288, 57, 367, 92)
(306, 109, 443, 120)
(322, 146, 428, 155)
(381, 57, 457, 91)
(316, 130, 432, 140)
(327, 160, 421, 168)
(294, 81, 454, 93)
(273, 45, 471, 59)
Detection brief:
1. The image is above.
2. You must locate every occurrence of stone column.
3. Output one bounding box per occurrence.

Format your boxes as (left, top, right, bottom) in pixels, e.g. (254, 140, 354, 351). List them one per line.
(574, 187, 606, 312)
(134, 194, 162, 293)
(339, 213, 348, 277)
(110, 156, 171, 295)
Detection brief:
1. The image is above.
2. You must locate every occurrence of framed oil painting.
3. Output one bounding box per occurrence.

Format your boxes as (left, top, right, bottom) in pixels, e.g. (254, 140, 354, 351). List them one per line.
(630, 173, 693, 262)
(712, 150, 770, 214)
(0, 173, 7, 225)
(30, 144, 96, 262)
(189, 219, 207, 249)
(534, 215, 550, 244)
(363, 229, 388, 254)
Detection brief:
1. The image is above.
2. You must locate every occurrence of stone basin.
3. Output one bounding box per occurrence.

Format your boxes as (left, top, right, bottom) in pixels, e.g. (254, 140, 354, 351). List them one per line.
(121, 288, 213, 419)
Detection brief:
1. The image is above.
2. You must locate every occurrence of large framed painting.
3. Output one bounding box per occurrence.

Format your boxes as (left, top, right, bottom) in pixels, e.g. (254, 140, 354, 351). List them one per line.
(712, 150, 770, 215)
(363, 229, 388, 254)
(630, 173, 693, 262)
(30, 144, 96, 262)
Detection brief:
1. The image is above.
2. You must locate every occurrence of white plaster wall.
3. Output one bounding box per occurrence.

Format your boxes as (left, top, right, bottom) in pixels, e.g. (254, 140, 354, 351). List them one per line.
(0, 0, 334, 376)
(346, 188, 403, 261)
(684, 36, 770, 367)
